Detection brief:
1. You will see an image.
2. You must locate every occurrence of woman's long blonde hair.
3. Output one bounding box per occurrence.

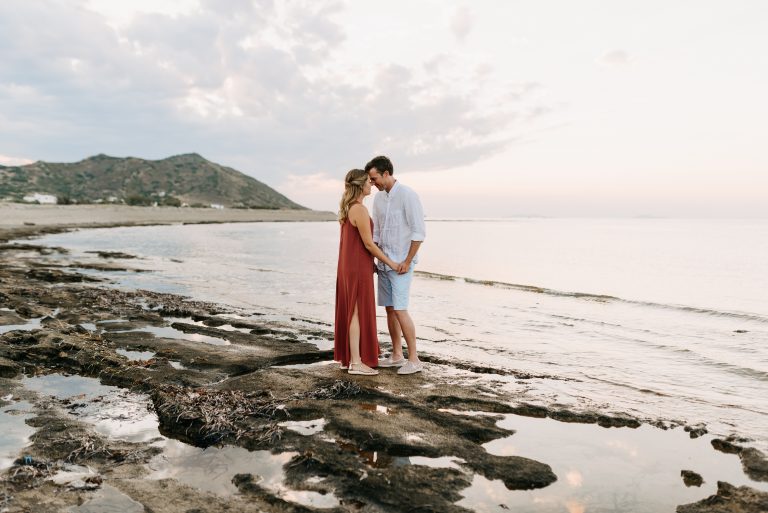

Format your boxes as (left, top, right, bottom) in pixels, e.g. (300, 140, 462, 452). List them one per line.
(338, 169, 367, 223)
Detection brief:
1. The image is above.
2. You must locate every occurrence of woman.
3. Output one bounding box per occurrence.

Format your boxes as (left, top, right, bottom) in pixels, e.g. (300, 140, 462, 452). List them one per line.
(335, 169, 399, 375)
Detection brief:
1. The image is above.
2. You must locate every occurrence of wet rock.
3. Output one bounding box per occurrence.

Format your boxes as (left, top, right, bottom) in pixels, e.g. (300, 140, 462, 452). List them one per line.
(26, 268, 100, 283)
(470, 453, 557, 490)
(740, 448, 768, 482)
(425, 394, 517, 414)
(676, 481, 768, 513)
(711, 438, 743, 455)
(281, 453, 474, 513)
(681, 469, 704, 487)
(84, 250, 138, 259)
(685, 424, 709, 438)
(232, 473, 329, 513)
(0, 309, 26, 325)
(14, 304, 49, 318)
(0, 243, 68, 254)
(509, 403, 549, 418)
(0, 356, 21, 378)
(548, 408, 641, 428)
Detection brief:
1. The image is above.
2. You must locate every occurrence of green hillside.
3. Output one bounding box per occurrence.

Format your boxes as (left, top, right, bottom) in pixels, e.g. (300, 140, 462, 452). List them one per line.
(0, 153, 305, 209)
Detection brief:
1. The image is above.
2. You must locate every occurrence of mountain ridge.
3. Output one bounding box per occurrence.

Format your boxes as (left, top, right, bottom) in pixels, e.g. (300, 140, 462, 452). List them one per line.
(0, 153, 305, 209)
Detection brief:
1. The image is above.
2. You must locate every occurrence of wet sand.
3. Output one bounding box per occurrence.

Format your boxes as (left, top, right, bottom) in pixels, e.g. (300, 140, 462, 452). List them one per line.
(0, 207, 767, 512)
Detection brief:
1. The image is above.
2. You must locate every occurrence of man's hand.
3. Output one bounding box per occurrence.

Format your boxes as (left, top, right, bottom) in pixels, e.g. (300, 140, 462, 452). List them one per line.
(397, 261, 410, 274)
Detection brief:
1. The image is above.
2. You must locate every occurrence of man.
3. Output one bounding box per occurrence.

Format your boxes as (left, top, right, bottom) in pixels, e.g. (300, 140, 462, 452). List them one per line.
(365, 155, 426, 375)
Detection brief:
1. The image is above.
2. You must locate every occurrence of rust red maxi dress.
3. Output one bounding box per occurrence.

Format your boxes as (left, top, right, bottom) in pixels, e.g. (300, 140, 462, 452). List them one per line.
(334, 215, 379, 368)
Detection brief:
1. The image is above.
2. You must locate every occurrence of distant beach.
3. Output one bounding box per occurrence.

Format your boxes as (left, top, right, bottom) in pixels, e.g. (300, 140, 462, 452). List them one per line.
(0, 203, 335, 229)
(1, 206, 767, 513)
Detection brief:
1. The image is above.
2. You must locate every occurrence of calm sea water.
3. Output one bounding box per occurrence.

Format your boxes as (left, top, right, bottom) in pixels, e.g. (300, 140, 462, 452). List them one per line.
(35, 218, 768, 452)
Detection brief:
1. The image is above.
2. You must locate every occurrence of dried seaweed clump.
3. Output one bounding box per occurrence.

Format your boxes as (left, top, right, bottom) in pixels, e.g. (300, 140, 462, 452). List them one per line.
(153, 380, 362, 445)
(302, 380, 361, 400)
(5, 458, 55, 486)
(153, 386, 287, 444)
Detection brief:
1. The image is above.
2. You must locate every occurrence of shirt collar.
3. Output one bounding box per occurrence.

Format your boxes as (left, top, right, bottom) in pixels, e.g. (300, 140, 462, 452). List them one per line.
(386, 180, 401, 197)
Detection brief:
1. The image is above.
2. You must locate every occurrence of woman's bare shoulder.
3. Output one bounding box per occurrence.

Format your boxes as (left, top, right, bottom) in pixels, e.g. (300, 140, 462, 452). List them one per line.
(349, 203, 369, 216)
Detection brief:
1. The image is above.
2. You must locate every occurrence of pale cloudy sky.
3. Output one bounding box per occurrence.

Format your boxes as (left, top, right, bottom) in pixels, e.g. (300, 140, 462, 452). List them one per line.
(1, 0, 766, 217)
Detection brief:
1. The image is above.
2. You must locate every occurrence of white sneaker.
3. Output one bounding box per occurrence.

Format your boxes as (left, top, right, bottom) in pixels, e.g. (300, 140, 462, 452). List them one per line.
(397, 360, 423, 375)
(378, 355, 406, 368)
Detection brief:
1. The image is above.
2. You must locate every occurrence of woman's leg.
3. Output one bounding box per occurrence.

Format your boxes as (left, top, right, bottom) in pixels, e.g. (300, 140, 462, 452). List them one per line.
(349, 303, 375, 371)
(349, 303, 361, 364)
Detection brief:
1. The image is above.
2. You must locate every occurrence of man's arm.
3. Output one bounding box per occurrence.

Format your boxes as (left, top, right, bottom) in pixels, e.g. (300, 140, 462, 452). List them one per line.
(397, 190, 426, 274)
(397, 240, 422, 274)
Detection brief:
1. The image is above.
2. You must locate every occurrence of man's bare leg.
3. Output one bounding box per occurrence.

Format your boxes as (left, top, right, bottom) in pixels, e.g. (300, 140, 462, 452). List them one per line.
(393, 309, 418, 362)
(385, 306, 404, 359)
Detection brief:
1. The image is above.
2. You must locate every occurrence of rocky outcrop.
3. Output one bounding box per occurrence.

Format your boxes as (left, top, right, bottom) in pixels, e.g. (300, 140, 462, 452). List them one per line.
(677, 481, 768, 513)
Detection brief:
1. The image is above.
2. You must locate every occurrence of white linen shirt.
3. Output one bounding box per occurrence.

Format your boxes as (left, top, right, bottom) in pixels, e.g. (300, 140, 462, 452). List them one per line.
(372, 181, 426, 268)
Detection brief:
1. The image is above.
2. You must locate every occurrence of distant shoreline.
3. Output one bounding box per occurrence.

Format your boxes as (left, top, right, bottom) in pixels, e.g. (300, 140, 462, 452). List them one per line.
(0, 203, 336, 233)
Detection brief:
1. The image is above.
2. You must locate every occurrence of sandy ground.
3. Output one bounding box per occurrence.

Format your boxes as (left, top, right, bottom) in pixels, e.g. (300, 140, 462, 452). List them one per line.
(0, 203, 335, 227)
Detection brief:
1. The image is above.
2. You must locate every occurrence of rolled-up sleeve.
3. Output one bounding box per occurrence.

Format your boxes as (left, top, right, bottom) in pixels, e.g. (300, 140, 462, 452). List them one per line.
(405, 190, 426, 242)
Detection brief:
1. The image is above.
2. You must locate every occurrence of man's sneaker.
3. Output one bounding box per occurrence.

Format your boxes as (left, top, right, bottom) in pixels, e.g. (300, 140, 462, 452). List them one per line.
(397, 360, 423, 375)
(378, 355, 406, 368)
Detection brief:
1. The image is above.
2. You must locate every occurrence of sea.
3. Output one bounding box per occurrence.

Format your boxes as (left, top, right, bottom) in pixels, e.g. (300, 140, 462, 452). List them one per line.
(35, 217, 768, 452)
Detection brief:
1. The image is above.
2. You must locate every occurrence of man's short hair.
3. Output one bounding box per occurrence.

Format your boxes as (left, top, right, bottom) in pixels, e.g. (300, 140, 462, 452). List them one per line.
(365, 156, 394, 176)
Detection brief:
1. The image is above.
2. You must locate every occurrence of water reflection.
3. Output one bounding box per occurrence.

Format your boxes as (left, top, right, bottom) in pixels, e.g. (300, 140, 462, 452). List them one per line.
(22, 374, 160, 443)
(65, 484, 144, 513)
(0, 400, 35, 471)
(278, 418, 326, 436)
(456, 413, 768, 512)
(359, 403, 393, 415)
(116, 349, 156, 361)
(111, 324, 230, 346)
(148, 439, 339, 508)
(0, 316, 43, 334)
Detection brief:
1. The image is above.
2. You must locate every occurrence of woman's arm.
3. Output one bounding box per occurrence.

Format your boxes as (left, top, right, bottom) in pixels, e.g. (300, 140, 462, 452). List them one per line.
(350, 204, 399, 270)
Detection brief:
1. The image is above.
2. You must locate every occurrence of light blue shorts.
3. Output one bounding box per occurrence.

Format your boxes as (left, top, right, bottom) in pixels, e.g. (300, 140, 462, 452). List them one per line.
(377, 264, 414, 311)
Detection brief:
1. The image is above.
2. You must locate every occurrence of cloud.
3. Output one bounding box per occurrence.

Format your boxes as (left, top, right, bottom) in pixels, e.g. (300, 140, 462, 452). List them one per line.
(597, 50, 631, 67)
(277, 172, 342, 211)
(0, 154, 34, 166)
(450, 6, 473, 41)
(0, 0, 547, 186)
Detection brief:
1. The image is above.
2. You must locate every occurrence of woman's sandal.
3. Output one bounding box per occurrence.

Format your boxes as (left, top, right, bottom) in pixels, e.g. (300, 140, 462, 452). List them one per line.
(348, 362, 379, 375)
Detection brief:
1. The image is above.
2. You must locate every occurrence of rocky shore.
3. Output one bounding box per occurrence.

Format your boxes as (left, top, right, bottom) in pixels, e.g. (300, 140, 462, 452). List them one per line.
(1, 208, 767, 512)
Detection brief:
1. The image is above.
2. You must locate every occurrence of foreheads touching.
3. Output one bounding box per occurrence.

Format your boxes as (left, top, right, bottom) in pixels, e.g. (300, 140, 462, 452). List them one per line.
(365, 155, 394, 192)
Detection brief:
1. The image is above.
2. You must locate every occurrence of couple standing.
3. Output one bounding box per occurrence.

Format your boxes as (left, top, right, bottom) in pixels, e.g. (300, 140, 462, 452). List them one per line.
(334, 156, 426, 376)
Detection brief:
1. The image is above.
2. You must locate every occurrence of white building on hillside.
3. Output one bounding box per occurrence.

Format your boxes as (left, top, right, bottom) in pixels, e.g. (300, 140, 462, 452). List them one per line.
(22, 193, 58, 204)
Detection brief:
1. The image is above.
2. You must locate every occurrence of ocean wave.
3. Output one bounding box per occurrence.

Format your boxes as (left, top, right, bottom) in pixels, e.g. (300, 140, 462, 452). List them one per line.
(414, 270, 768, 324)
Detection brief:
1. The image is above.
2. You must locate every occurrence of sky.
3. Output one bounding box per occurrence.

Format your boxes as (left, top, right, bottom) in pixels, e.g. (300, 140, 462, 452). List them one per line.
(1, 0, 766, 217)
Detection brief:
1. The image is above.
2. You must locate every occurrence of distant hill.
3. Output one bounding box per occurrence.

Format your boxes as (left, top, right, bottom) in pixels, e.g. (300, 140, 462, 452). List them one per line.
(0, 153, 306, 209)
